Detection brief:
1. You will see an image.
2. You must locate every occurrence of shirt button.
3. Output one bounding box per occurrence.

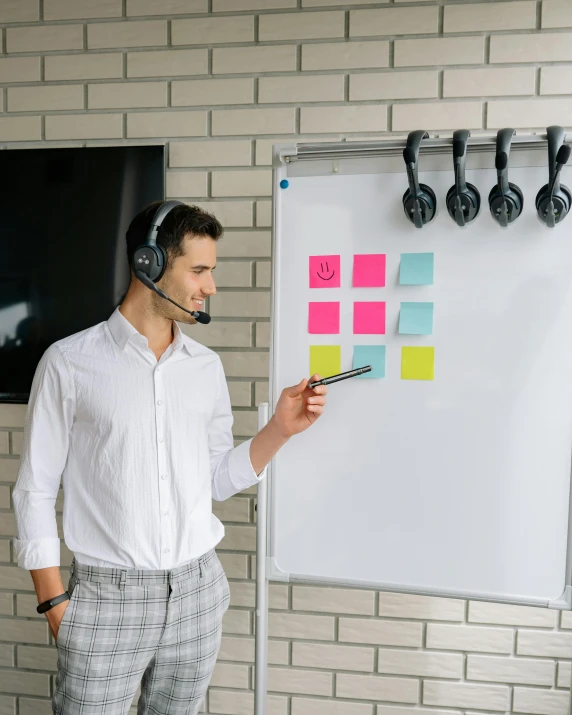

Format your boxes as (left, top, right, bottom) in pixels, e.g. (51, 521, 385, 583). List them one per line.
(163, 548, 170, 553)
(159, 437, 164, 442)
(161, 474, 167, 480)
(157, 400, 162, 405)
(163, 510, 169, 516)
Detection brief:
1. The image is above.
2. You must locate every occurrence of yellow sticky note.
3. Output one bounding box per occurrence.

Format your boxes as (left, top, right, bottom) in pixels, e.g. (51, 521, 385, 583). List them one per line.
(401, 346, 434, 380)
(310, 345, 341, 379)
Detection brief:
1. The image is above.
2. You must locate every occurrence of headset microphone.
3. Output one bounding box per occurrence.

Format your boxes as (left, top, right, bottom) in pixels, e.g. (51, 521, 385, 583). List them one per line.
(135, 270, 211, 324)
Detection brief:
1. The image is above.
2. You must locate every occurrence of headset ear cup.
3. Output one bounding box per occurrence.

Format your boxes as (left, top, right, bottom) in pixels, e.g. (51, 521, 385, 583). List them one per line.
(153, 245, 168, 282)
(445, 185, 456, 220)
(489, 183, 523, 224)
(402, 191, 427, 224)
(537, 186, 572, 224)
(149, 244, 167, 282)
(489, 187, 515, 224)
(508, 182, 523, 216)
(402, 188, 435, 226)
(536, 184, 552, 223)
(536, 179, 571, 224)
(419, 183, 436, 222)
(535, 183, 549, 213)
(466, 182, 481, 219)
(402, 187, 411, 212)
(133, 244, 167, 283)
(402, 187, 412, 222)
(552, 184, 572, 221)
(447, 182, 481, 223)
(488, 184, 500, 209)
(445, 185, 463, 221)
(560, 184, 572, 218)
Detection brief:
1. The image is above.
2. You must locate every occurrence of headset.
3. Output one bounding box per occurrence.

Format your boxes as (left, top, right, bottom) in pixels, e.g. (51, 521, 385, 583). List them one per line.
(446, 129, 480, 227)
(132, 200, 211, 324)
(402, 130, 437, 228)
(488, 128, 524, 227)
(535, 125, 571, 228)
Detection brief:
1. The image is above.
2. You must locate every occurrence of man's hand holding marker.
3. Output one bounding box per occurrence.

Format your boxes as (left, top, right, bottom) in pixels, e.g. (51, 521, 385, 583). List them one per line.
(271, 365, 372, 439)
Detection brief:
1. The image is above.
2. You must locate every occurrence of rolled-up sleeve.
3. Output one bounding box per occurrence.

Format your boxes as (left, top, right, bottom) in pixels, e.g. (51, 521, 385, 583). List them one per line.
(12, 344, 75, 570)
(209, 357, 264, 501)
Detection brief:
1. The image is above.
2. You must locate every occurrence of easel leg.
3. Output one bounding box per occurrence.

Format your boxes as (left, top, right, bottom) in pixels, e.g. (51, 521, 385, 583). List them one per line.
(254, 402, 269, 715)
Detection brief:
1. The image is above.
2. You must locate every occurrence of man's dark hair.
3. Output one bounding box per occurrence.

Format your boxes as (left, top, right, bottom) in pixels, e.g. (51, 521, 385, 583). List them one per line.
(126, 201, 223, 276)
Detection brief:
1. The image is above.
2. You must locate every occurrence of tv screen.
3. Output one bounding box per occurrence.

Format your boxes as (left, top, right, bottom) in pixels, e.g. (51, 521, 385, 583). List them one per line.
(0, 145, 165, 403)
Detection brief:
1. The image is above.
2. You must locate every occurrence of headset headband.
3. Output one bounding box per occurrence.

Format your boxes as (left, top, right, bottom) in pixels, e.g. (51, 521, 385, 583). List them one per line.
(145, 200, 186, 247)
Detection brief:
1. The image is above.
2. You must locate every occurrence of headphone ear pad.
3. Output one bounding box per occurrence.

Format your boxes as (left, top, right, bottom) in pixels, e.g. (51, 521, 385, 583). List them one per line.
(402, 190, 422, 223)
(466, 182, 481, 218)
(508, 182, 524, 215)
(445, 185, 460, 219)
(446, 182, 481, 221)
(488, 184, 501, 211)
(133, 244, 167, 283)
(536, 183, 572, 224)
(402, 184, 437, 224)
(560, 184, 572, 215)
(418, 183, 437, 222)
(489, 182, 523, 222)
(535, 183, 549, 213)
(488, 186, 517, 223)
(402, 186, 411, 210)
(149, 244, 168, 282)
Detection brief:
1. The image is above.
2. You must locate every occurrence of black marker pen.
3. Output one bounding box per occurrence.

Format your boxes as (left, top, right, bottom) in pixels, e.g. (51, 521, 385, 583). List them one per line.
(308, 365, 372, 389)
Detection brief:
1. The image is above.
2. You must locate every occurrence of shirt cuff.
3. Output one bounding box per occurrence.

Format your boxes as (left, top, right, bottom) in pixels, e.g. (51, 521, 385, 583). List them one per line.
(227, 438, 265, 492)
(13, 537, 61, 570)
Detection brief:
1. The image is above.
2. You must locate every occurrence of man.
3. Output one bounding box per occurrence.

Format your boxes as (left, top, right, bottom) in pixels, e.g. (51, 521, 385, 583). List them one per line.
(12, 201, 327, 715)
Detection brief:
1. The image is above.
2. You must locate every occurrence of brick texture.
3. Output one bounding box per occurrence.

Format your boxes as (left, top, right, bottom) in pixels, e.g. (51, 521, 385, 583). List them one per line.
(1, 3, 571, 715)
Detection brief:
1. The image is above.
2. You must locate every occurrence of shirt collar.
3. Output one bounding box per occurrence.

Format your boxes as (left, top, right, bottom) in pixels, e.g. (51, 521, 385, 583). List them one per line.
(107, 305, 194, 357)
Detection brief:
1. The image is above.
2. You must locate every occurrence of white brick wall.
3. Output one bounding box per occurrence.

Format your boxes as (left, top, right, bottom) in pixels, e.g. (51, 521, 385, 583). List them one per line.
(443, 1, 537, 32)
(2, 2, 571, 715)
(87, 19, 168, 49)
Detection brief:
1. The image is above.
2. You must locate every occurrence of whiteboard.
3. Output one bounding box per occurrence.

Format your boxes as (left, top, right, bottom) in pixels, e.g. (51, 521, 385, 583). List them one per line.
(267, 139, 572, 609)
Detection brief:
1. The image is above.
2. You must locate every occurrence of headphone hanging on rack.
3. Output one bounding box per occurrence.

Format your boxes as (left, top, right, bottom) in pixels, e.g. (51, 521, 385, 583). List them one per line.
(402, 130, 437, 229)
(446, 129, 480, 227)
(132, 200, 211, 324)
(488, 128, 524, 228)
(535, 125, 571, 228)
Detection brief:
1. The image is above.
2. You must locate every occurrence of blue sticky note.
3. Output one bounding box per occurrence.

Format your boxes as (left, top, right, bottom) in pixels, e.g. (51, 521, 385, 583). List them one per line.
(399, 302, 434, 335)
(353, 345, 385, 378)
(400, 253, 434, 285)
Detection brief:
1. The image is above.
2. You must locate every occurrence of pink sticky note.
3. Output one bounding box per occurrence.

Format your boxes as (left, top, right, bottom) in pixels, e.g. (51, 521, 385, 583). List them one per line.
(354, 302, 386, 334)
(353, 254, 386, 287)
(309, 302, 340, 334)
(310, 255, 341, 288)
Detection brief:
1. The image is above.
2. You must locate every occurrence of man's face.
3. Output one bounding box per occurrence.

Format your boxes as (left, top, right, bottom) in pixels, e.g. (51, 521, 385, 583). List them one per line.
(155, 234, 217, 324)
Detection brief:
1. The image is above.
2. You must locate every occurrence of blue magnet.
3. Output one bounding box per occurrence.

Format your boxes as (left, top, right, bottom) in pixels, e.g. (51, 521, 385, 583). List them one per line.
(280, 179, 289, 189)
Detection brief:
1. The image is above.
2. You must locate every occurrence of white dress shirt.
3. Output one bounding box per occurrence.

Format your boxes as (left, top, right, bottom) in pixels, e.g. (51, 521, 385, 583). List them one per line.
(12, 306, 263, 571)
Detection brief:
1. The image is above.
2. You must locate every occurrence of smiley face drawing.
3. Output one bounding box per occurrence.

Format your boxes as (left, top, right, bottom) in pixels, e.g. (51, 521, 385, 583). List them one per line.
(309, 255, 341, 288)
(317, 261, 335, 281)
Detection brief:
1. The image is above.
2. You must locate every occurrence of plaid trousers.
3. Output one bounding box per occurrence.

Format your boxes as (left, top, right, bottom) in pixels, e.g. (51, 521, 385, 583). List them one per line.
(53, 548, 230, 715)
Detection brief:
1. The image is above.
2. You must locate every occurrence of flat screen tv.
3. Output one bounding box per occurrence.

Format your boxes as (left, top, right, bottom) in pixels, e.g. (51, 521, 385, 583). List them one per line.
(0, 145, 165, 403)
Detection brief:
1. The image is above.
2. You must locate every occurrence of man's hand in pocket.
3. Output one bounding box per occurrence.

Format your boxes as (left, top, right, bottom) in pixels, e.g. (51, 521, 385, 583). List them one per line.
(46, 600, 69, 642)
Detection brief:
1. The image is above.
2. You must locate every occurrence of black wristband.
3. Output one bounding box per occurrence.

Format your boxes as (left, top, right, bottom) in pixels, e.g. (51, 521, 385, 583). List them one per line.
(36, 591, 70, 614)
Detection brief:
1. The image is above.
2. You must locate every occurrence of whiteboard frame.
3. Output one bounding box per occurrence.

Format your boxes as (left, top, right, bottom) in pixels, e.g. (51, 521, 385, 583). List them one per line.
(266, 133, 572, 612)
